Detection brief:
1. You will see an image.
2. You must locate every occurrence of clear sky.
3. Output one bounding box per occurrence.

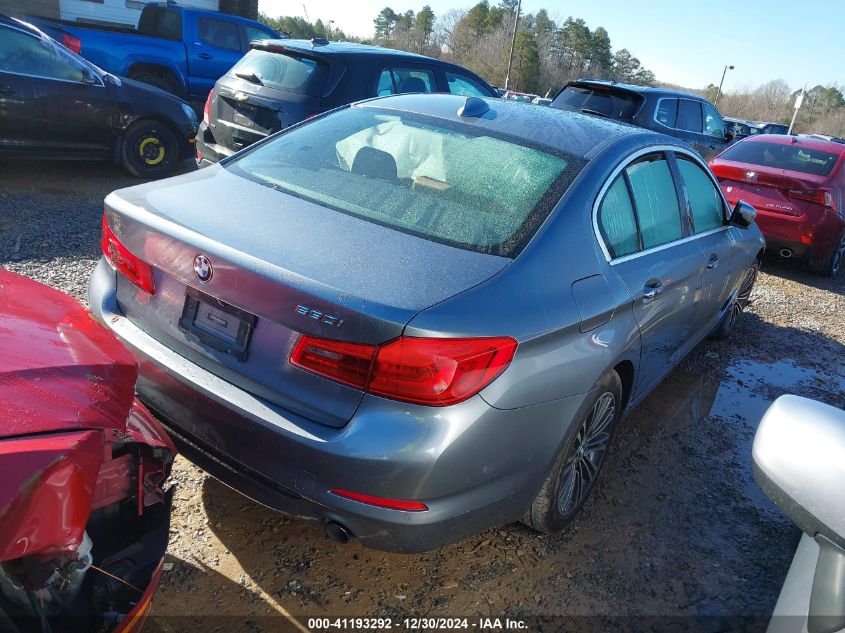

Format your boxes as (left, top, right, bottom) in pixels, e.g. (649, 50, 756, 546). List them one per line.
(257, 0, 843, 91)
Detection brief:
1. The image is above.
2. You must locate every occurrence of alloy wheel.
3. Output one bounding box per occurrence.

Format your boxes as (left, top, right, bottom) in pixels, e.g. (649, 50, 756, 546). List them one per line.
(832, 234, 845, 276)
(728, 264, 757, 329)
(557, 392, 616, 515)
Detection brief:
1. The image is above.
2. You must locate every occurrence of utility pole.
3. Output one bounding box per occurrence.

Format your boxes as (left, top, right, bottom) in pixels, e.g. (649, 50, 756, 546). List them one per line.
(788, 84, 806, 135)
(714, 64, 734, 106)
(504, 0, 522, 91)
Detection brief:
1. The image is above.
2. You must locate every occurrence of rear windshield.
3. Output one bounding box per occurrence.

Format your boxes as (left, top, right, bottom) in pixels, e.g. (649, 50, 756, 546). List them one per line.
(227, 106, 583, 257)
(552, 85, 643, 120)
(230, 49, 329, 97)
(719, 140, 841, 177)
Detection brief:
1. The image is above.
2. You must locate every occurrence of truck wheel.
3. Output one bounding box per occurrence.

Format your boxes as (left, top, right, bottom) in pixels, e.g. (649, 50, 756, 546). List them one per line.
(130, 72, 176, 94)
(807, 232, 845, 277)
(121, 120, 178, 179)
(521, 370, 622, 534)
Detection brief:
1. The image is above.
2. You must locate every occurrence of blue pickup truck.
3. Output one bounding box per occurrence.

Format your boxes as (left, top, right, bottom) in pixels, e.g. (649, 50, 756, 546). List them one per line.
(29, 3, 280, 100)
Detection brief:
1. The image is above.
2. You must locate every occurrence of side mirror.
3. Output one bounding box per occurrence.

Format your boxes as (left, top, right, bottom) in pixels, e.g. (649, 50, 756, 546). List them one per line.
(754, 395, 845, 633)
(730, 200, 756, 227)
(725, 130, 735, 142)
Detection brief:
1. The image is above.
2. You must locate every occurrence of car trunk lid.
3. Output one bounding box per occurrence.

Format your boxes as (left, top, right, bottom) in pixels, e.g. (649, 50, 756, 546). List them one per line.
(104, 166, 512, 427)
(710, 159, 829, 217)
(0, 270, 138, 438)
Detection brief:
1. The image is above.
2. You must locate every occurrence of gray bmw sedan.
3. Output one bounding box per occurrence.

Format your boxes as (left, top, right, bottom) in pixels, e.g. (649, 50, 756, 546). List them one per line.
(90, 94, 764, 552)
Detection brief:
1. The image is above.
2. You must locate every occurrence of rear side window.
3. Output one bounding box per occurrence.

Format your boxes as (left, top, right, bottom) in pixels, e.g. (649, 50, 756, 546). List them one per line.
(677, 99, 703, 132)
(552, 86, 643, 120)
(445, 71, 490, 97)
(227, 107, 584, 257)
(199, 18, 240, 50)
(598, 176, 639, 258)
(138, 7, 182, 39)
(719, 140, 841, 177)
(230, 49, 329, 96)
(626, 156, 683, 249)
(677, 157, 725, 233)
(243, 25, 275, 43)
(377, 67, 436, 96)
(655, 98, 677, 127)
(703, 103, 725, 138)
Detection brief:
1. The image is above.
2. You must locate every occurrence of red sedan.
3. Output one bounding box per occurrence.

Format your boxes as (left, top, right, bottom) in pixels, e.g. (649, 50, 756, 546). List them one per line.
(710, 135, 845, 276)
(0, 269, 175, 632)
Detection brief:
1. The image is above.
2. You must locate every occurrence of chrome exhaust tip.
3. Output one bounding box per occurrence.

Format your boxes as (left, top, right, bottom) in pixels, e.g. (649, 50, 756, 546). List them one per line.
(779, 248, 793, 258)
(324, 520, 353, 544)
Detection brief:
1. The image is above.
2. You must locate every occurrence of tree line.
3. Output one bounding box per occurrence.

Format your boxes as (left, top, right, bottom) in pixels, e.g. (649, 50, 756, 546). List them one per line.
(700, 81, 845, 137)
(258, 4, 844, 136)
(372, 1, 656, 95)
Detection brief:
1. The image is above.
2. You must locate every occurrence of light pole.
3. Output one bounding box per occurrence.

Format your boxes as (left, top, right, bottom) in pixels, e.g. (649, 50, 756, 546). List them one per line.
(327, 19, 334, 40)
(714, 64, 734, 106)
(504, 0, 522, 91)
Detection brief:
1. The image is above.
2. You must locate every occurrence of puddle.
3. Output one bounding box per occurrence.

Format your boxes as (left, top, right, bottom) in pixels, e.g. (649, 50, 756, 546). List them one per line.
(609, 354, 845, 614)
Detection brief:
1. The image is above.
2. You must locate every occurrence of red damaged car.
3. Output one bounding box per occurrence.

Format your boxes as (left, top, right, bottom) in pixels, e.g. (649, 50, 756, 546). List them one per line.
(709, 135, 845, 276)
(0, 269, 175, 632)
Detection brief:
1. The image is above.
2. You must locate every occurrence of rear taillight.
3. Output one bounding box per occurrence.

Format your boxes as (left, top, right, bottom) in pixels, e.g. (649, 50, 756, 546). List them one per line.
(203, 89, 214, 126)
(290, 337, 376, 390)
(290, 335, 517, 406)
(101, 214, 155, 295)
(61, 33, 82, 54)
(786, 187, 835, 210)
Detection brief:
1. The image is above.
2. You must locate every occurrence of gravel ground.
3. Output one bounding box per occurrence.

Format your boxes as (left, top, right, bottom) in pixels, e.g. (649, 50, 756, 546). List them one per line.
(2, 160, 844, 632)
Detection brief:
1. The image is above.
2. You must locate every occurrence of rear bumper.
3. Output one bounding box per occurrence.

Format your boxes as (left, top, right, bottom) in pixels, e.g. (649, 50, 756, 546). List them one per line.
(753, 209, 845, 260)
(194, 122, 235, 167)
(89, 259, 589, 552)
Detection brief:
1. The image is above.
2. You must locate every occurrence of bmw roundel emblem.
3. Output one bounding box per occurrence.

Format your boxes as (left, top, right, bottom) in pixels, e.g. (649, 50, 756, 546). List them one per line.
(193, 254, 213, 283)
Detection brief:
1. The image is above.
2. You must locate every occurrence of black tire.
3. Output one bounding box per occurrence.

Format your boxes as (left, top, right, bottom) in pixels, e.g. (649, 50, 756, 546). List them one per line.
(121, 120, 179, 179)
(521, 370, 622, 534)
(712, 260, 758, 341)
(129, 72, 176, 94)
(807, 232, 845, 277)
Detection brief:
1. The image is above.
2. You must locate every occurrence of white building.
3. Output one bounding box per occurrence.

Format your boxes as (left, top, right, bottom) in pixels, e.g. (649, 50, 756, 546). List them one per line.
(60, 0, 219, 27)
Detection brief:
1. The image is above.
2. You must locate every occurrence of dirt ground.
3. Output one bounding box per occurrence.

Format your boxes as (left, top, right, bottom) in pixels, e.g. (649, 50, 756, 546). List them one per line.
(2, 160, 844, 632)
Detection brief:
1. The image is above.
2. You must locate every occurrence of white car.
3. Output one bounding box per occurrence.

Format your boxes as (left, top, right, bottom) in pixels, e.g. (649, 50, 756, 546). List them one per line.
(754, 395, 845, 633)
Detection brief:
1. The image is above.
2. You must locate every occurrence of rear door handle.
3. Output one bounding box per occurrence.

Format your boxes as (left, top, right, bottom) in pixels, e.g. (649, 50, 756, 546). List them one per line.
(198, 53, 213, 60)
(643, 281, 664, 300)
(707, 255, 719, 270)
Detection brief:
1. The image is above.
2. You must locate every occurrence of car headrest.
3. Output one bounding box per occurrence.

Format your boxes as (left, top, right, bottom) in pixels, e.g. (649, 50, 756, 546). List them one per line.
(351, 147, 398, 181)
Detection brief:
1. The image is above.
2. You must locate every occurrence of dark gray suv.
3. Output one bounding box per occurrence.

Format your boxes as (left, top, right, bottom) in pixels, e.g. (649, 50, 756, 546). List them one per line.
(551, 79, 734, 160)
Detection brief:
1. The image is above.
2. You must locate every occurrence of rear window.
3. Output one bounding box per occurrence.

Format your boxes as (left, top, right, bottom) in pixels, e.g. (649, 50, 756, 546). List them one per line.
(230, 49, 328, 97)
(719, 140, 841, 177)
(227, 107, 584, 257)
(552, 86, 643, 120)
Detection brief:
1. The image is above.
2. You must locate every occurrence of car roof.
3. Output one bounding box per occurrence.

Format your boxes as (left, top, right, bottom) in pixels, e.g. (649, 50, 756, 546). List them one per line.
(256, 38, 437, 61)
(733, 133, 845, 155)
(354, 93, 665, 159)
(567, 79, 708, 102)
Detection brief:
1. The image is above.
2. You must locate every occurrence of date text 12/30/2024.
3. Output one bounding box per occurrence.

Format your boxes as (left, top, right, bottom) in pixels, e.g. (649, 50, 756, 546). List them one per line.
(307, 618, 528, 630)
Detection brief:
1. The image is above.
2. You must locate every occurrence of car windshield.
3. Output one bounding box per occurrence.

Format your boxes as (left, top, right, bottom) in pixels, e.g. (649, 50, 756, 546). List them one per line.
(719, 140, 841, 177)
(227, 106, 583, 257)
(230, 49, 329, 96)
(552, 86, 643, 120)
